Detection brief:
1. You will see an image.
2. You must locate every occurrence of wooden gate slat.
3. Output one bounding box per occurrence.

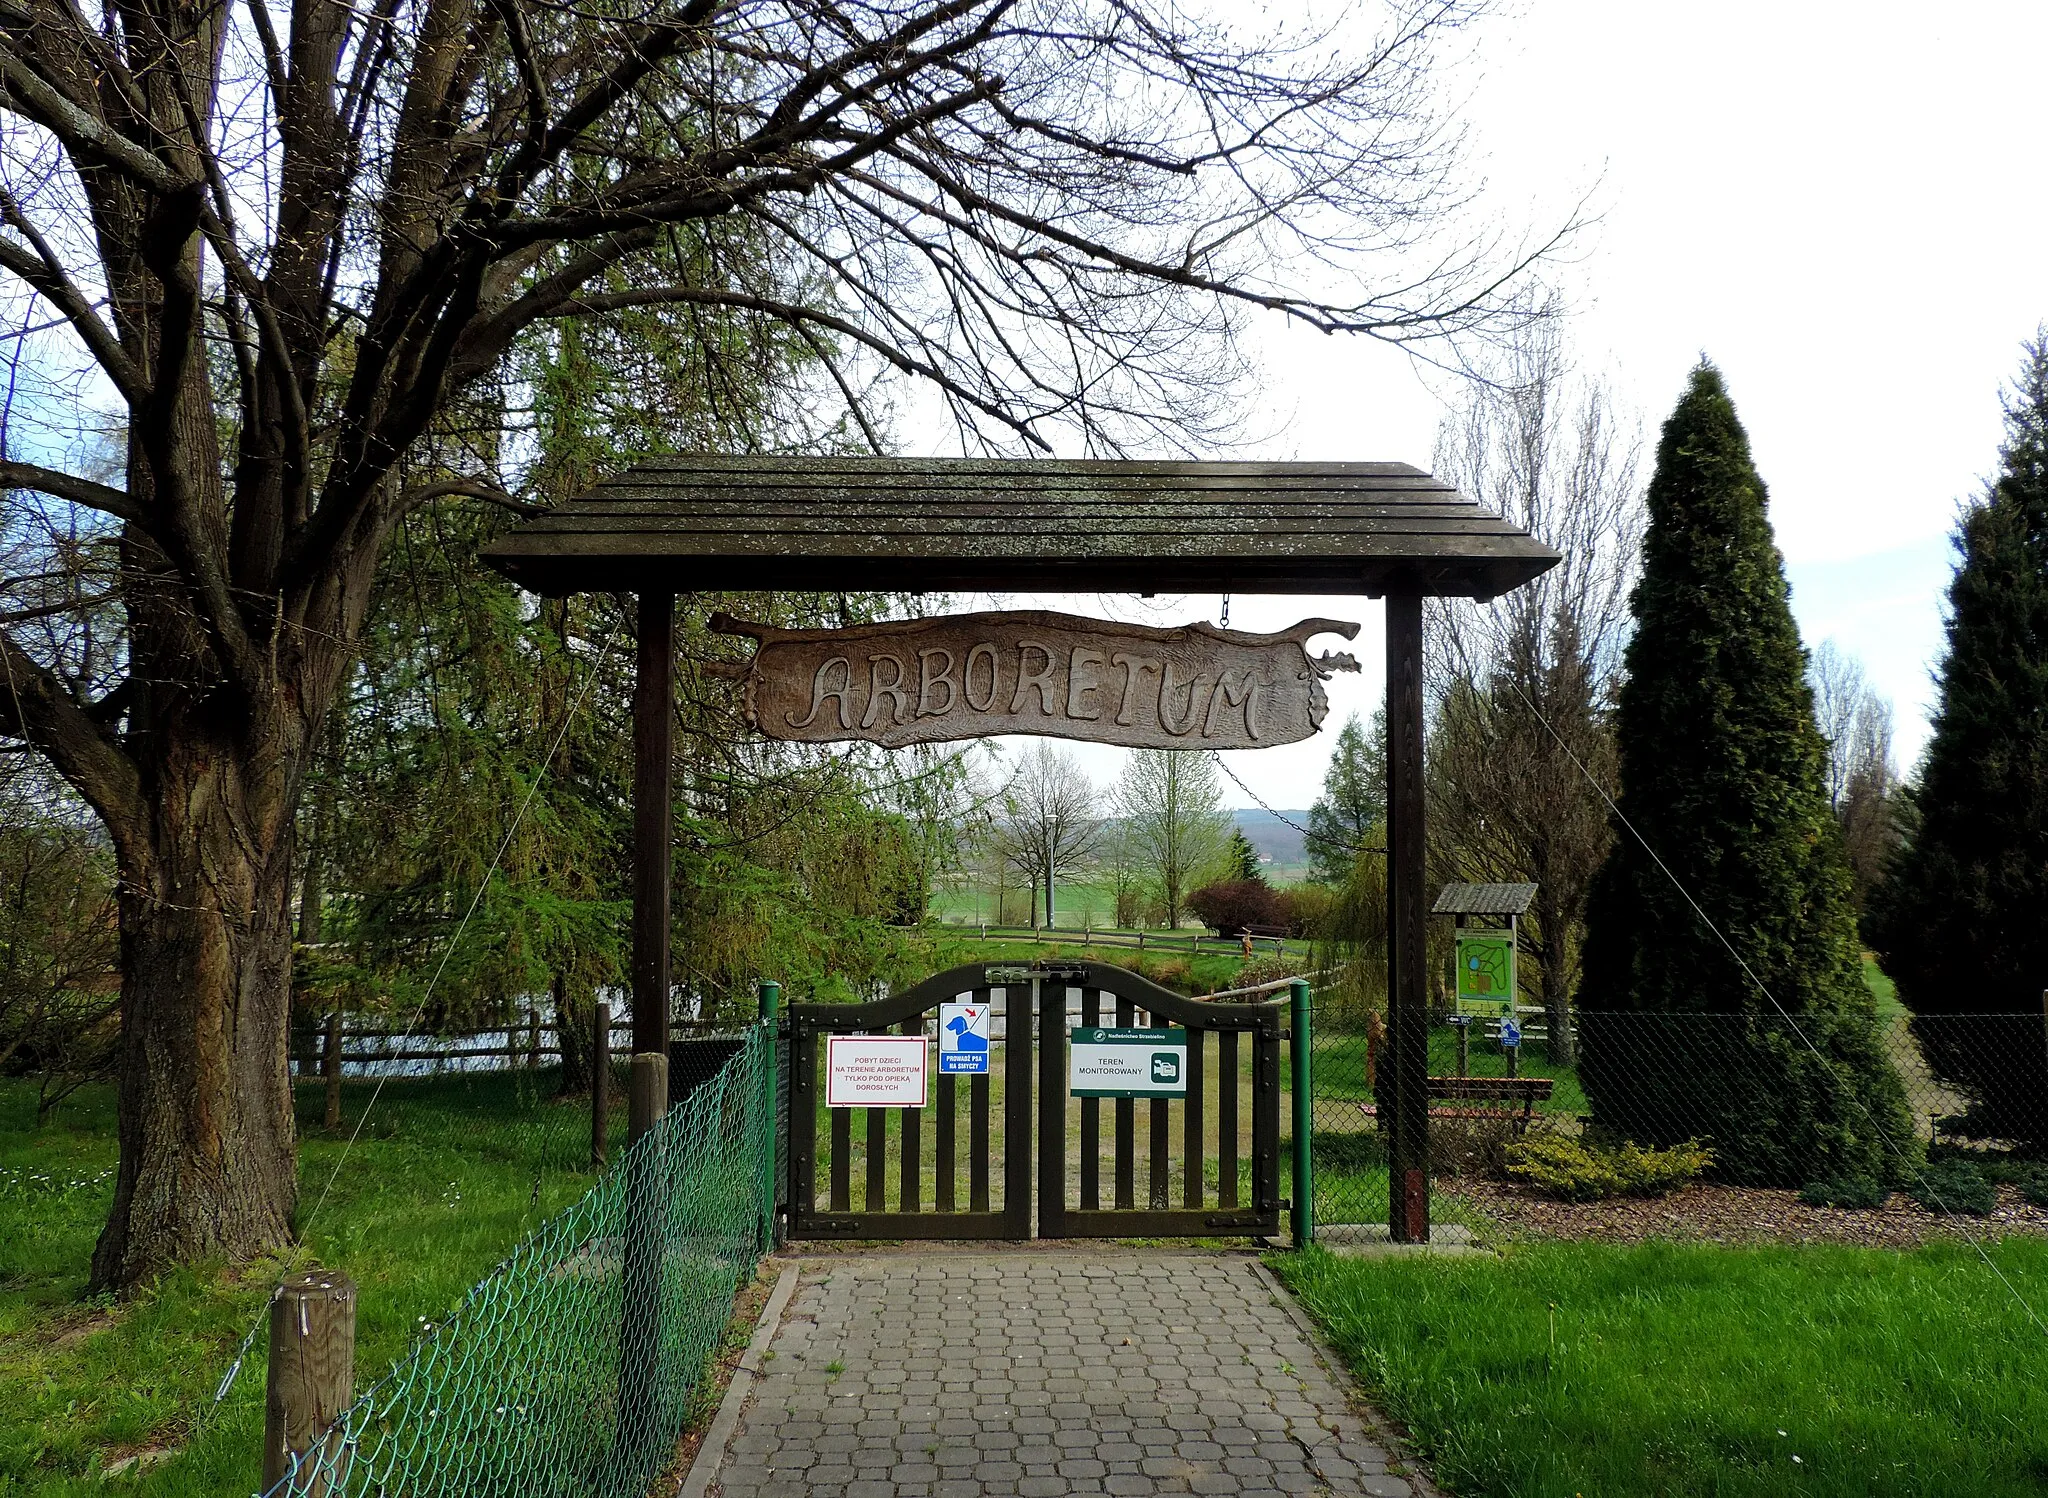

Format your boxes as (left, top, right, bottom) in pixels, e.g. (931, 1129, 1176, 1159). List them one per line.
(830, 1101, 851, 1212)
(1079, 988, 1101, 1211)
(1218, 1028, 1239, 1209)
(1003, 982, 1033, 1237)
(1114, 993, 1135, 1211)
(1183, 1026, 1205, 1208)
(1253, 1022, 1279, 1220)
(970, 1071, 991, 1212)
(936, 1070, 956, 1213)
(1037, 980, 1065, 1236)
(866, 1105, 887, 1210)
(1149, 1098, 1170, 1208)
(900, 1016, 922, 1212)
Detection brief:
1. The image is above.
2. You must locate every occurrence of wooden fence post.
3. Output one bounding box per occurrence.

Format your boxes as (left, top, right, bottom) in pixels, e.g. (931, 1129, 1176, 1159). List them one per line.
(263, 1269, 355, 1494)
(628, 1050, 669, 1144)
(321, 1013, 342, 1132)
(527, 1007, 541, 1069)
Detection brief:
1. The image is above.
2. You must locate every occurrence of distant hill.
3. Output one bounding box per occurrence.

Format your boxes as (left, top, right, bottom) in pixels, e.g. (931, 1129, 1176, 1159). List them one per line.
(1231, 808, 1312, 871)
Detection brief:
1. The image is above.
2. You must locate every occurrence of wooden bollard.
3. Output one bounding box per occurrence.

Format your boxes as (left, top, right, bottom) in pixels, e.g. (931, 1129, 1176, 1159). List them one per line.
(263, 1269, 355, 1493)
(591, 1000, 611, 1168)
(321, 1013, 342, 1132)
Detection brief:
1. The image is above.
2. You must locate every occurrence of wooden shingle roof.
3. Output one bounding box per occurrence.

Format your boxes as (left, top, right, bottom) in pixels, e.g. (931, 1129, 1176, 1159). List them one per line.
(1432, 883, 1540, 917)
(479, 455, 1560, 598)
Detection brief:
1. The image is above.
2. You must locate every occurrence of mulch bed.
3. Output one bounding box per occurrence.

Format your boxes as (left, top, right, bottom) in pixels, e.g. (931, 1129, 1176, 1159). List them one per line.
(1453, 1180, 2048, 1248)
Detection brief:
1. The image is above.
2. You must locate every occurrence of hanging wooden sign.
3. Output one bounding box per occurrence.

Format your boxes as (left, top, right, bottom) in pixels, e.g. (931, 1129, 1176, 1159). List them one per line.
(708, 610, 1360, 750)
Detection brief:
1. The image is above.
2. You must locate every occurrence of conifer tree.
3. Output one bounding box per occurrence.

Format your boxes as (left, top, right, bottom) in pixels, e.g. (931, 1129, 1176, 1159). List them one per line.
(1307, 711, 1385, 885)
(1869, 335, 2048, 1141)
(1576, 364, 1910, 1185)
(1228, 829, 1266, 884)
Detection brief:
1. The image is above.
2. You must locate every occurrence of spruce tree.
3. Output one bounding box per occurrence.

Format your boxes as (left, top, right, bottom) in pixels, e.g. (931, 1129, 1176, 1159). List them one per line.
(1228, 828, 1266, 884)
(1576, 363, 1911, 1185)
(1307, 711, 1385, 885)
(1868, 335, 2048, 1141)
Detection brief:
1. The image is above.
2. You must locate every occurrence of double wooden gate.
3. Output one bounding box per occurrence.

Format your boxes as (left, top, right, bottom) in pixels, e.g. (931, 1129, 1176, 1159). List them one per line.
(782, 959, 1284, 1240)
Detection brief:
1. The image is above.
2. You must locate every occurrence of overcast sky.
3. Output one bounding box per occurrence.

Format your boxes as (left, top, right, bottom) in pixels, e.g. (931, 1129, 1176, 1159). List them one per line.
(982, 1, 2048, 812)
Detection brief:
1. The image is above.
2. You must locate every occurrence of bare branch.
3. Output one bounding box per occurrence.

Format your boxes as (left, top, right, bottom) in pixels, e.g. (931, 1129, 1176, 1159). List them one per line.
(0, 461, 145, 525)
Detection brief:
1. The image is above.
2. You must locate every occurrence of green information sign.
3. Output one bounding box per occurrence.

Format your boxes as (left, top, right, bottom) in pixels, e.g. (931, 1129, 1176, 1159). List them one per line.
(1454, 928, 1515, 1019)
(1069, 1026, 1189, 1098)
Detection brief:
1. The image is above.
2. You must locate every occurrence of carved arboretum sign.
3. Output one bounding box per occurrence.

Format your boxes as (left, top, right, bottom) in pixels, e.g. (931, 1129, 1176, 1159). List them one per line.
(709, 610, 1360, 750)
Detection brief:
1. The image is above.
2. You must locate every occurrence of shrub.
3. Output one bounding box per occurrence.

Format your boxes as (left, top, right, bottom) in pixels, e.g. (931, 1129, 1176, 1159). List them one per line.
(2024, 1173, 2048, 1209)
(1906, 1158, 1997, 1217)
(1139, 956, 1193, 992)
(1505, 1134, 1713, 1202)
(1276, 883, 1334, 938)
(1799, 1175, 1888, 1209)
(1188, 880, 1286, 935)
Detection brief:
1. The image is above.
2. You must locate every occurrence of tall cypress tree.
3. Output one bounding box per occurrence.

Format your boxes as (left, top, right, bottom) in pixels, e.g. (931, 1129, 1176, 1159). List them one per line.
(1576, 364, 1911, 1185)
(1868, 335, 2048, 1141)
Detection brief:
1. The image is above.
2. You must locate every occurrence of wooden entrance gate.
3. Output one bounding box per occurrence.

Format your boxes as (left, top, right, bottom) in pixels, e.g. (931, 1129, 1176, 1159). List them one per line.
(783, 959, 1285, 1240)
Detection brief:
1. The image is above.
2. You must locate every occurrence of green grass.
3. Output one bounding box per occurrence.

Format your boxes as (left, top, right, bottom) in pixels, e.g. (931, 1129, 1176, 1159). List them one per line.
(1278, 1238, 2048, 1496)
(1864, 955, 1904, 1020)
(0, 1071, 604, 1496)
(914, 932, 1257, 995)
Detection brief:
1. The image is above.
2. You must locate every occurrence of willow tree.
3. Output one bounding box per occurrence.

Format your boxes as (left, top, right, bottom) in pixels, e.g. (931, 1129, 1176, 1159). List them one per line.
(0, 0, 1566, 1289)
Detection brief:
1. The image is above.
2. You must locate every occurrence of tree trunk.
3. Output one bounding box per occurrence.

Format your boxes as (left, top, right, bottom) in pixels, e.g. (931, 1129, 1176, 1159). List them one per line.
(1535, 885, 1576, 1068)
(91, 739, 300, 1292)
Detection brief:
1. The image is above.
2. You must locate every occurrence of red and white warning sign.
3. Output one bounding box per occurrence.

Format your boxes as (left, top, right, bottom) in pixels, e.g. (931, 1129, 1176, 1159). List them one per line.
(825, 1034, 929, 1108)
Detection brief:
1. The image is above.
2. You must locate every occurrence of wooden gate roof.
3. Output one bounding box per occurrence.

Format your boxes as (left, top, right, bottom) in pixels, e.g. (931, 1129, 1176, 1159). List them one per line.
(479, 455, 1559, 598)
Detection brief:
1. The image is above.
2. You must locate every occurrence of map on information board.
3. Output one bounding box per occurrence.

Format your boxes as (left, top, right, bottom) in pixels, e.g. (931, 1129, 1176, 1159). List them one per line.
(1454, 929, 1515, 1019)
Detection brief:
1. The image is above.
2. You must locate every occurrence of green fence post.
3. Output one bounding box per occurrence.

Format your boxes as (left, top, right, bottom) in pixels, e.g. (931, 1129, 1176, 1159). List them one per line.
(758, 980, 781, 1251)
(1290, 978, 1314, 1248)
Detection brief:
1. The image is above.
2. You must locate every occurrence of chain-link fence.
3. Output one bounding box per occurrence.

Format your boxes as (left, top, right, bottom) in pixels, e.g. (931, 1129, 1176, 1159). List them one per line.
(268, 1026, 770, 1498)
(1304, 1001, 2048, 1236)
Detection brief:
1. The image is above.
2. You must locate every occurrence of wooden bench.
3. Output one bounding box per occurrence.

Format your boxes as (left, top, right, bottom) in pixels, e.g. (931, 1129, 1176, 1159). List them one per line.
(1359, 1075, 1555, 1132)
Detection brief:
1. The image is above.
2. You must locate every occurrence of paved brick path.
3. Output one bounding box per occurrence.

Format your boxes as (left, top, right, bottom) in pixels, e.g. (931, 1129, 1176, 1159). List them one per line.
(715, 1250, 1428, 1498)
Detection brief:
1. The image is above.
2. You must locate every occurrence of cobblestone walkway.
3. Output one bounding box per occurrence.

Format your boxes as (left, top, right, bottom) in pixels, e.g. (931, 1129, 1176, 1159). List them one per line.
(715, 1250, 1427, 1498)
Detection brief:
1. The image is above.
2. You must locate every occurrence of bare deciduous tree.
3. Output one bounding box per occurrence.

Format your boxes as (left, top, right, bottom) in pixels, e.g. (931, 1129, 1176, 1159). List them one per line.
(1809, 641, 1898, 910)
(1113, 749, 1227, 929)
(994, 741, 1096, 928)
(0, 0, 1568, 1288)
(1428, 314, 1643, 1064)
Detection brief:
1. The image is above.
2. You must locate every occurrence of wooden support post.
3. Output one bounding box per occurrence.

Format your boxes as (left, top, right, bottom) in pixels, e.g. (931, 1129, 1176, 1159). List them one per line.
(263, 1269, 355, 1494)
(621, 1050, 669, 1465)
(591, 1000, 611, 1168)
(632, 591, 675, 1061)
(1385, 586, 1430, 1243)
(629, 1050, 669, 1144)
(527, 1007, 541, 1068)
(758, 981, 781, 1249)
(321, 1012, 342, 1132)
